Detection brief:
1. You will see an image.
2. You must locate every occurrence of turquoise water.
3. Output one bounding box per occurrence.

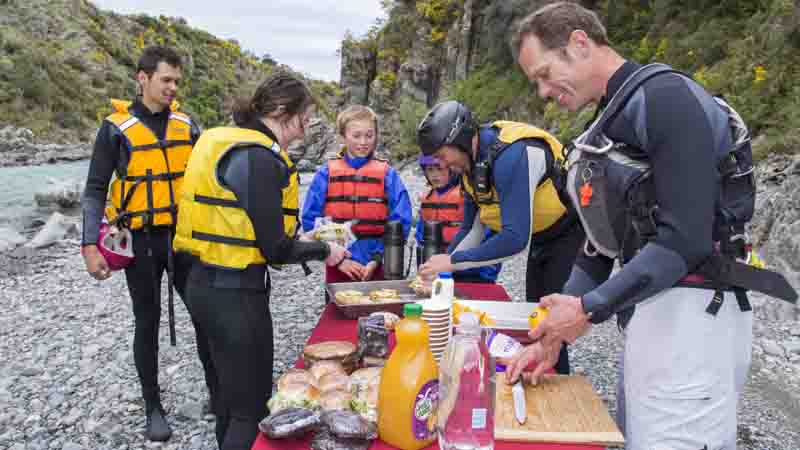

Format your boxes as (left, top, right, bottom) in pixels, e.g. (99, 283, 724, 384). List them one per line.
(0, 160, 89, 232)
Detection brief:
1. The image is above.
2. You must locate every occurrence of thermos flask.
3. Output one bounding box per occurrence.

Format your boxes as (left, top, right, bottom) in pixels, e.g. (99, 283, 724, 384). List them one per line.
(383, 220, 405, 279)
(420, 221, 442, 266)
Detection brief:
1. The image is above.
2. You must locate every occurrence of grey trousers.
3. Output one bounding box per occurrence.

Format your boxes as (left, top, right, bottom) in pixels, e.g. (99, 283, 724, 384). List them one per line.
(616, 287, 752, 450)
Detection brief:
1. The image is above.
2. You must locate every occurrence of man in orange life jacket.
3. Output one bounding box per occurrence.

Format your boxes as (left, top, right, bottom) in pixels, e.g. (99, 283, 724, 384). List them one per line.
(415, 154, 500, 282)
(80, 46, 215, 442)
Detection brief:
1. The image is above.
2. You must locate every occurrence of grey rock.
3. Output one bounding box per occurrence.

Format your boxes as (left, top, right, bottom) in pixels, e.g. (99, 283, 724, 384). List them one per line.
(61, 443, 82, 450)
(784, 341, 800, 355)
(62, 408, 82, 427)
(790, 326, 800, 337)
(178, 401, 204, 421)
(763, 340, 786, 357)
(20, 366, 43, 376)
(24, 414, 42, 427)
(48, 393, 66, 409)
(34, 179, 83, 209)
(9, 443, 26, 450)
(26, 212, 78, 249)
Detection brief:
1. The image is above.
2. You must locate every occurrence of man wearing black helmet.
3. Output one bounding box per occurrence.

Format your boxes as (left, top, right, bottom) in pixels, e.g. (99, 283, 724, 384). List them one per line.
(417, 100, 585, 374)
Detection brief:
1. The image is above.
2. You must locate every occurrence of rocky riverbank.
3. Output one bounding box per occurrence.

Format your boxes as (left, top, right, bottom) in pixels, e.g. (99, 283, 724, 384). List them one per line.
(0, 127, 90, 169)
(0, 163, 798, 450)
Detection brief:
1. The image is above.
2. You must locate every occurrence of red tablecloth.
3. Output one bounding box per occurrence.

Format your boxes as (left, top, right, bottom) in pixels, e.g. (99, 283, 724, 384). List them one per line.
(252, 283, 603, 450)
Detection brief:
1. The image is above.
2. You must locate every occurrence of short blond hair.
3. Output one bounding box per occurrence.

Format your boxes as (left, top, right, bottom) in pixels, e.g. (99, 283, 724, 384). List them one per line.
(336, 105, 378, 137)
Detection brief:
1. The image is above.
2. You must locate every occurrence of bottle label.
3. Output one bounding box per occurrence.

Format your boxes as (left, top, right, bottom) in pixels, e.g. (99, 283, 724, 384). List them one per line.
(412, 380, 439, 440)
(486, 331, 523, 359)
(471, 408, 487, 429)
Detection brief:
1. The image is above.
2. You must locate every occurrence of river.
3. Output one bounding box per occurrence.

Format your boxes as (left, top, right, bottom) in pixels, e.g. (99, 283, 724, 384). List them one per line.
(0, 160, 89, 233)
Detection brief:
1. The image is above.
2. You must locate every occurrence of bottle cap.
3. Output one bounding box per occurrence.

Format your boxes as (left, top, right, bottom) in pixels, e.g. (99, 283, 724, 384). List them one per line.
(437, 272, 453, 279)
(404, 303, 423, 317)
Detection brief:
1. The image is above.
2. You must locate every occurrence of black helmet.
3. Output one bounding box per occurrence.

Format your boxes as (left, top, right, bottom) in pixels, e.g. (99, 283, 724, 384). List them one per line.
(416, 100, 476, 156)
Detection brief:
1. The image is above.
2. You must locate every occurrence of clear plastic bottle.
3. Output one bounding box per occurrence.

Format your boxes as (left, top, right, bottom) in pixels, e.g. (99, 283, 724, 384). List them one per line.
(437, 313, 495, 450)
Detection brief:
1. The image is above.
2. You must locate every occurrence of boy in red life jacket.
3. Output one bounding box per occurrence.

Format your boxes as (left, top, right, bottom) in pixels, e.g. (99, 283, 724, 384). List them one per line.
(302, 105, 412, 287)
(416, 155, 501, 283)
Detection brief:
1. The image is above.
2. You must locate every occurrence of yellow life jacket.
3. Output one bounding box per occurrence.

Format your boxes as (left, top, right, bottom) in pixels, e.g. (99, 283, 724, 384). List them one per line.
(104, 99, 194, 230)
(462, 121, 567, 234)
(172, 127, 299, 269)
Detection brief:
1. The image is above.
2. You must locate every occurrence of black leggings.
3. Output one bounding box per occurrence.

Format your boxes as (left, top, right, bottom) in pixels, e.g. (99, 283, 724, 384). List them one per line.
(526, 222, 586, 375)
(124, 228, 216, 405)
(186, 264, 274, 450)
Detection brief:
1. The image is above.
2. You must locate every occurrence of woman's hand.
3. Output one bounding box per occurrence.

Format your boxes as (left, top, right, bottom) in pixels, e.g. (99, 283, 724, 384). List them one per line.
(362, 261, 379, 281)
(324, 242, 350, 267)
(337, 259, 365, 280)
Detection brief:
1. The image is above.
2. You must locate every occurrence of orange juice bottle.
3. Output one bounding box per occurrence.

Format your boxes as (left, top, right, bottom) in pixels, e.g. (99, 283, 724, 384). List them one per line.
(378, 303, 439, 450)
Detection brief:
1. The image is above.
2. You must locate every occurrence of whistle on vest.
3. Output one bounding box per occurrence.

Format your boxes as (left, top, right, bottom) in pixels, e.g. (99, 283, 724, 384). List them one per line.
(579, 183, 594, 207)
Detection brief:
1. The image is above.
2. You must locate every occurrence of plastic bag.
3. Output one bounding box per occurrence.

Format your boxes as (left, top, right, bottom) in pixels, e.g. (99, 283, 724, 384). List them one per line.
(307, 217, 357, 247)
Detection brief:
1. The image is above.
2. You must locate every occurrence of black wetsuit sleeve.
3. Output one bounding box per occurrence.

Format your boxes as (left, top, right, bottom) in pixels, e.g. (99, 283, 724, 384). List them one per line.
(220, 147, 329, 264)
(582, 75, 717, 323)
(81, 121, 121, 245)
(190, 122, 202, 144)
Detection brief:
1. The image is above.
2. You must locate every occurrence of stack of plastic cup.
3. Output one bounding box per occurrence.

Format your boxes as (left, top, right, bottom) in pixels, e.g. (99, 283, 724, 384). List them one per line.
(420, 272, 454, 362)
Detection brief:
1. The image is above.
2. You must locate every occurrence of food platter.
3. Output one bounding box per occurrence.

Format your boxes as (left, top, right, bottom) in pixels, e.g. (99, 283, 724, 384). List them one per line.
(327, 280, 422, 319)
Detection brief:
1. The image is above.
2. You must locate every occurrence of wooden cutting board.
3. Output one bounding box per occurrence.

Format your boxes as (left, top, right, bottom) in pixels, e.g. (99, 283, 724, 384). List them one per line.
(495, 373, 625, 447)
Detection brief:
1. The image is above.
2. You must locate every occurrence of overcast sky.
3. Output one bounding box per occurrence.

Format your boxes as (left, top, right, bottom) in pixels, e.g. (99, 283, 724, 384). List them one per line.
(92, 0, 385, 82)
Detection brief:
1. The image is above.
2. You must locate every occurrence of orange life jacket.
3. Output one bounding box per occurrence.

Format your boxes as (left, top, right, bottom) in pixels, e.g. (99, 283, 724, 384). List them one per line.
(420, 185, 464, 244)
(323, 158, 390, 238)
(105, 99, 193, 229)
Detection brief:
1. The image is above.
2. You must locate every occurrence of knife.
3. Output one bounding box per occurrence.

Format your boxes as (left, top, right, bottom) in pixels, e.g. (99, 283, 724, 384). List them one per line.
(512, 378, 527, 425)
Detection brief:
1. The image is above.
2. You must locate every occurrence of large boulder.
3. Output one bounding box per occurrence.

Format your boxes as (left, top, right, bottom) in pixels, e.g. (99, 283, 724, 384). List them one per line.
(287, 117, 339, 169)
(34, 178, 83, 209)
(748, 154, 800, 320)
(25, 212, 79, 249)
(0, 126, 91, 168)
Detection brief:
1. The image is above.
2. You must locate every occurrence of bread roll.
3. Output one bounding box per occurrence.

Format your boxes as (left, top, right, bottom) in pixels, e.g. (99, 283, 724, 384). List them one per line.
(319, 389, 352, 411)
(309, 360, 346, 381)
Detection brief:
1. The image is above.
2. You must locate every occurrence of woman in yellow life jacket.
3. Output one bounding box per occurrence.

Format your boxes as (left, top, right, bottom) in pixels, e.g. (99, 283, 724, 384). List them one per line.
(173, 73, 348, 450)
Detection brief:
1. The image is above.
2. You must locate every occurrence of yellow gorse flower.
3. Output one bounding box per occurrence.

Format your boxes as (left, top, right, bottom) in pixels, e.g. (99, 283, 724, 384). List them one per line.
(754, 65, 767, 84)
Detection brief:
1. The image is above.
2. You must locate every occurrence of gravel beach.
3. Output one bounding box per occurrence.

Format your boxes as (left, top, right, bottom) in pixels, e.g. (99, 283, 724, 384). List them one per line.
(0, 168, 798, 450)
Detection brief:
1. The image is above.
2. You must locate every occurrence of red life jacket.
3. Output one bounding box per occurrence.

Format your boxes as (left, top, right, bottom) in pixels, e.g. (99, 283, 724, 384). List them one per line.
(421, 185, 464, 244)
(324, 158, 390, 238)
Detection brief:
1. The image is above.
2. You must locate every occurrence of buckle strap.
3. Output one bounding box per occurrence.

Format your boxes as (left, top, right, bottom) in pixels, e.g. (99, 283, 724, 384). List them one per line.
(326, 195, 388, 204)
(329, 174, 382, 184)
(332, 218, 386, 226)
(421, 203, 460, 210)
(123, 171, 185, 182)
(283, 207, 299, 216)
(130, 139, 193, 152)
(191, 231, 257, 247)
(194, 195, 241, 208)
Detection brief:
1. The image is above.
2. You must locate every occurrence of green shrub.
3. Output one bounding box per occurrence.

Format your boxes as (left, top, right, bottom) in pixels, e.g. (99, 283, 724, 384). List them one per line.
(395, 99, 429, 159)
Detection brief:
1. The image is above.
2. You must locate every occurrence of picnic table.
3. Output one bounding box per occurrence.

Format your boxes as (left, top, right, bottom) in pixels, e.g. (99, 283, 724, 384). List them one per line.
(252, 282, 606, 450)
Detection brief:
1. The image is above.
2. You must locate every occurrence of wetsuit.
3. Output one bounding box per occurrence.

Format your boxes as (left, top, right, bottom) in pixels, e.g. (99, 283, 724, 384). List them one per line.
(81, 100, 216, 410)
(449, 126, 585, 374)
(184, 119, 329, 450)
(564, 61, 752, 449)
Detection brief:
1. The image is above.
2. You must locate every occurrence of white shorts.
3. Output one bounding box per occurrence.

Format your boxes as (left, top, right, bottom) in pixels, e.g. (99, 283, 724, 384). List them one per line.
(618, 287, 753, 450)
